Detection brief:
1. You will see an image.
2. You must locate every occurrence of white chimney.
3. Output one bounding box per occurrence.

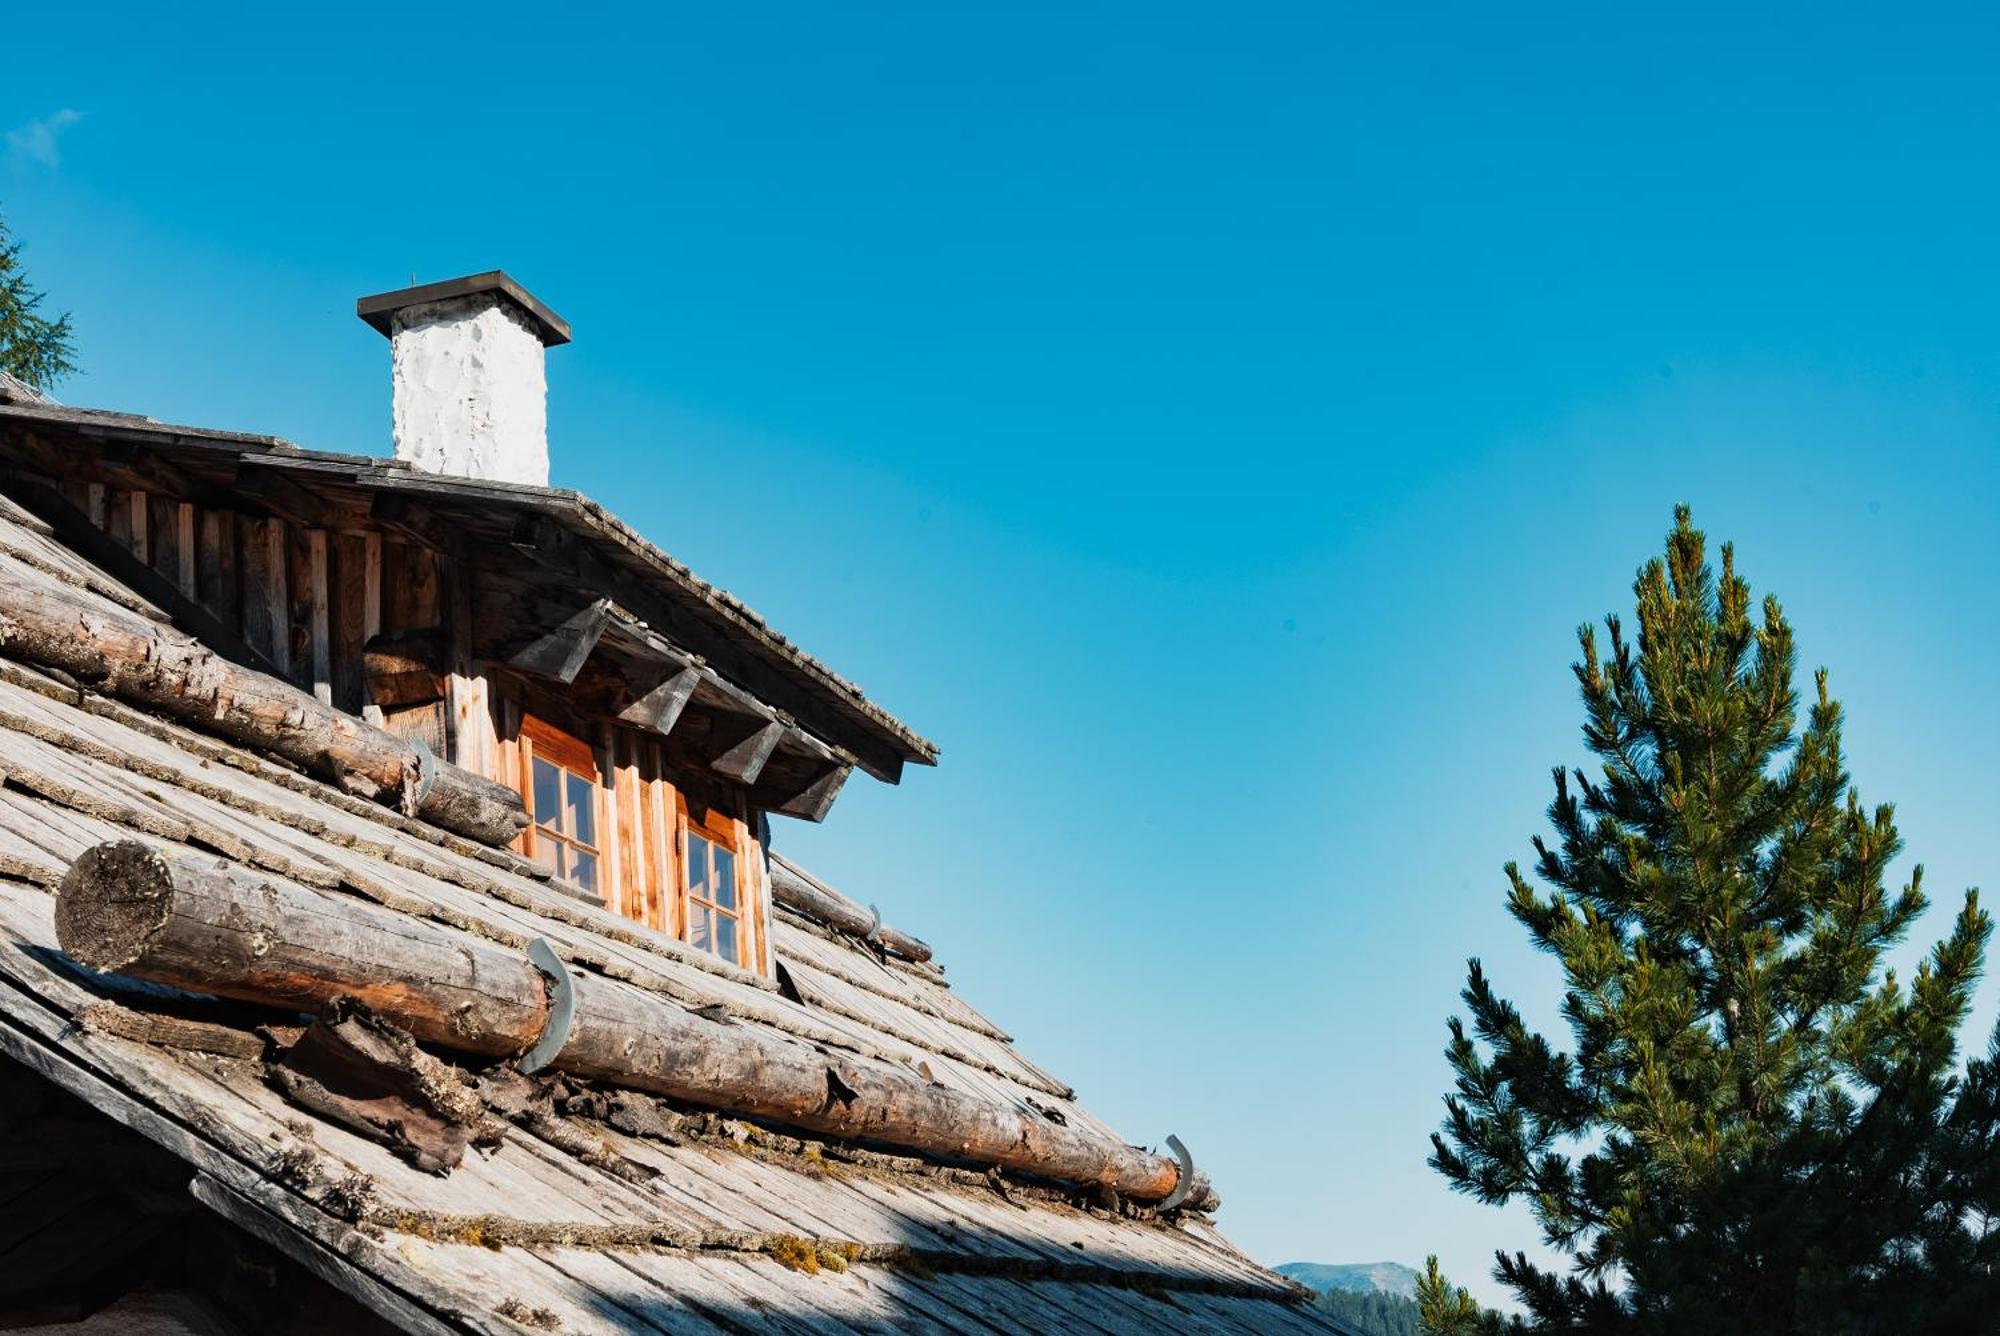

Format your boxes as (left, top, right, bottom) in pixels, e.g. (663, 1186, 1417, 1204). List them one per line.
(357, 272, 570, 487)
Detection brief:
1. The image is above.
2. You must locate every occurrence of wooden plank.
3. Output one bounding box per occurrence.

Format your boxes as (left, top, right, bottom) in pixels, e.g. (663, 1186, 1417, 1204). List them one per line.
(240, 514, 290, 675)
(362, 532, 384, 723)
(106, 487, 131, 550)
(598, 722, 626, 921)
(708, 718, 785, 787)
(196, 507, 235, 628)
(505, 596, 613, 685)
(85, 481, 105, 527)
(332, 533, 367, 715)
(385, 539, 440, 632)
(148, 493, 178, 584)
(307, 528, 332, 705)
(618, 665, 701, 737)
(128, 489, 148, 563)
(175, 502, 196, 594)
(1, 481, 279, 676)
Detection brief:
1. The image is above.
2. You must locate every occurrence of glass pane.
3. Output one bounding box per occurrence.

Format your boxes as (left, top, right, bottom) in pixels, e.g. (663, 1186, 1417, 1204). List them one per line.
(688, 901, 712, 952)
(686, 834, 711, 897)
(571, 849, 597, 893)
(566, 771, 595, 847)
(715, 913, 738, 964)
(531, 834, 559, 875)
(713, 847, 736, 910)
(532, 758, 561, 826)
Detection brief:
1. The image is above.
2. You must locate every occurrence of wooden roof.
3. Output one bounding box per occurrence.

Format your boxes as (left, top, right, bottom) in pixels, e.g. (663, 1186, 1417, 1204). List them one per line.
(0, 491, 1334, 1332)
(0, 398, 938, 782)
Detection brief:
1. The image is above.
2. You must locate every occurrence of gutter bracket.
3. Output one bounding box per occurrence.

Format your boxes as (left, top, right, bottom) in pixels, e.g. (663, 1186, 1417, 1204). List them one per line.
(519, 937, 576, 1075)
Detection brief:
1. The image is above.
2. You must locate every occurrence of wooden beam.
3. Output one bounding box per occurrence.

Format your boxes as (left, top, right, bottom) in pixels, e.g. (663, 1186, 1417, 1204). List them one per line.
(761, 760, 852, 823)
(58, 842, 1214, 1209)
(709, 717, 785, 786)
(0, 571, 527, 845)
(617, 663, 701, 736)
(235, 461, 342, 528)
(767, 855, 935, 963)
(504, 595, 612, 684)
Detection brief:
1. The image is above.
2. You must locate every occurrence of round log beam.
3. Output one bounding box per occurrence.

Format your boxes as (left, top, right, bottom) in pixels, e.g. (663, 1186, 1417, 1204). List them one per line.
(57, 842, 1212, 1208)
(0, 574, 526, 845)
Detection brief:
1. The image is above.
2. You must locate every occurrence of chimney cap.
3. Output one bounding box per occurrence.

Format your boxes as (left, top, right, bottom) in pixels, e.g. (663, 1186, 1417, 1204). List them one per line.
(357, 270, 571, 346)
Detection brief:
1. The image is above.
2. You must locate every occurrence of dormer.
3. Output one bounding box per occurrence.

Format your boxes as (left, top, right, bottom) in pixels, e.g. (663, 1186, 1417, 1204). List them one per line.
(0, 272, 937, 979)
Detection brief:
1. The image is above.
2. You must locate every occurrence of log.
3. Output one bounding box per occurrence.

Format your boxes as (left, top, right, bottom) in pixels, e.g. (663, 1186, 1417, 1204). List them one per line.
(362, 626, 448, 708)
(0, 568, 527, 845)
(58, 843, 1212, 1208)
(768, 855, 933, 963)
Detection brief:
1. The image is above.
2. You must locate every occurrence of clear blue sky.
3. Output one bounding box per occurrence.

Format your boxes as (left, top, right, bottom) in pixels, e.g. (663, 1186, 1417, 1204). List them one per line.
(11, 4, 2000, 1306)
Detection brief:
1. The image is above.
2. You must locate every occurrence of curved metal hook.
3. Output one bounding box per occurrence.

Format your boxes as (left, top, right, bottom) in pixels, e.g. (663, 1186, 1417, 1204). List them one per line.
(1157, 1133, 1197, 1211)
(865, 903, 885, 948)
(519, 937, 576, 1074)
(408, 735, 440, 805)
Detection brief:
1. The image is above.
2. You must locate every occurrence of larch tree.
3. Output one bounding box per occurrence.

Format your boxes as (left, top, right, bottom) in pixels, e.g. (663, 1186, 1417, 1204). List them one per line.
(1426, 508, 2000, 1335)
(0, 213, 76, 391)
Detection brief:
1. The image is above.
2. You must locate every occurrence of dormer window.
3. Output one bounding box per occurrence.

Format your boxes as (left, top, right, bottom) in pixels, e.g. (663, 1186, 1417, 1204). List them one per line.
(501, 709, 764, 973)
(684, 816, 743, 966)
(518, 715, 602, 897)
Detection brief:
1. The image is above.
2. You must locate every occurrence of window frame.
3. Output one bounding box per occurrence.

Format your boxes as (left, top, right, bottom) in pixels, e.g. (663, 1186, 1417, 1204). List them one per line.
(516, 714, 605, 899)
(679, 797, 748, 969)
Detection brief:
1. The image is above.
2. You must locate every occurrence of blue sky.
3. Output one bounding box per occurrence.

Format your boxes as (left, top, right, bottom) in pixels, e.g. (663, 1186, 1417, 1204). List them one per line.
(10, 3, 2000, 1305)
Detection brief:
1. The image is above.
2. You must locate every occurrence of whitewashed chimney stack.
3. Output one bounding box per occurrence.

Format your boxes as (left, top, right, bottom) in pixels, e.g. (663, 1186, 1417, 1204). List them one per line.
(356, 272, 570, 487)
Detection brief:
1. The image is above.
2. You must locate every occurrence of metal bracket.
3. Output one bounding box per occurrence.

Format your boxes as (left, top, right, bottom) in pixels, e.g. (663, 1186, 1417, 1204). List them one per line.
(864, 903, 884, 949)
(518, 937, 576, 1075)
(408, 735, 440, 805)
(1157, 1134, 1196, 1211)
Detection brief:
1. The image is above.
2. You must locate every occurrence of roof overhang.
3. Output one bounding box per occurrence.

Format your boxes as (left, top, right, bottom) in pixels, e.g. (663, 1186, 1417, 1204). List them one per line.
(0, 400, 938, 785)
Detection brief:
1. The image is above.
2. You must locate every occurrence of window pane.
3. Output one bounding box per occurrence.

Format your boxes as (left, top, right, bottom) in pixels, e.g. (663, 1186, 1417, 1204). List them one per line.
(713, 847, 736, 911)
(688, 901, 712, 952)
(532, 758, 561, 826)
(715, 913, 738, 964)
(566, 771, 595, 847)
(687, 834, 711, 897)
(571, 849, 597, 893)
(531, 835, 559, 876)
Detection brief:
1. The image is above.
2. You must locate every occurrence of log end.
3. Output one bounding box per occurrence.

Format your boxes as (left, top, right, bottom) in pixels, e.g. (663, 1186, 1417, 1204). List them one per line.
(56, 840, 175, 971)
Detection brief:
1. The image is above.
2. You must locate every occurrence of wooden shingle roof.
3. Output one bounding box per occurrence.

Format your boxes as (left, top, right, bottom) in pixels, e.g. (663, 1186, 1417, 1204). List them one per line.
(0, 488, 1332, 1332)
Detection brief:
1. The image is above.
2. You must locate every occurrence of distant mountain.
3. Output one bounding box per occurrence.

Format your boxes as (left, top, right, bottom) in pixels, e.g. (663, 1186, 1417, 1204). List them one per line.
(1275, 1261, 1420, 1298)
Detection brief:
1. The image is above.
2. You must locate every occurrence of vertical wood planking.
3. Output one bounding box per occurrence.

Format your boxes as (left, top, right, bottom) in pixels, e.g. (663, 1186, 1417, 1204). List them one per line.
(203, 509, 240, 636)
(598, 723, 624, 919)
(285, 523, 316, 689)
(175, 503, 197, 595)
(732, 807, 767, 974)
(331, 533, 368, 714)
(106, 489, 131, 551)
(146, 495, 180, 587)
(86, 482, 105, 528)
(362, 532, 384, 723)
(385, 540, 441, 632)
(240, 515, 291, 675)
(128, 491, 149, 564)
(660, 740, 692, 940)
(306, 529, 332, 705)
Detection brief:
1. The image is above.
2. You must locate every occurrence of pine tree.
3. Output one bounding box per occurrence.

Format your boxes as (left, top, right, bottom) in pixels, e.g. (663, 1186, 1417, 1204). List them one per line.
(0, 213, 76, 390)
(1428, 507, 2000, 1334)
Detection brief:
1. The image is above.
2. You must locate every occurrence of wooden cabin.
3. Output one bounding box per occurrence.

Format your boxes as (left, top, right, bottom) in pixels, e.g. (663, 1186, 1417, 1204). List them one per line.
(0, 283, 1337, 1334)
(0, 274, 935, 982)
